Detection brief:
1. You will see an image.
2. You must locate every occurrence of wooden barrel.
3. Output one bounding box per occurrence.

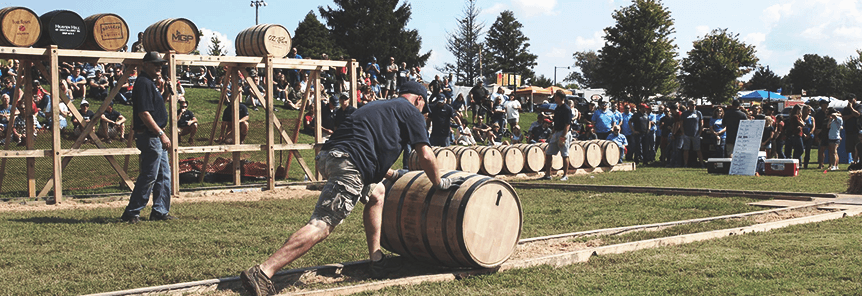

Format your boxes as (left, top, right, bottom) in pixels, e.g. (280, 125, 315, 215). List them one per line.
(512, 144, 544, 173)
(81, 13, 129, 51)
(472, 146, 503, 176)
(142, 18, 199, 54)
(235, 24, 291, 57)
(537, 143, 563, 171)
(580, 141, 603, 168)
(0, 7, 41, 47)
(448, 146, 480, 174)
(35, 10, 86, 49)
(568, 142, 585, 169)
(496, 145, 525, 174)
(407, 147, 458, 171)
(382, 170, 522, 268)
(598, 140, 621, 166)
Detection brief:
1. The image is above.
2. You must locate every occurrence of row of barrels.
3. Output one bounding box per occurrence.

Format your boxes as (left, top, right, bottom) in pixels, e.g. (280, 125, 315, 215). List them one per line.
(0, 6, 292, 56)
(407, 140, 622, 176)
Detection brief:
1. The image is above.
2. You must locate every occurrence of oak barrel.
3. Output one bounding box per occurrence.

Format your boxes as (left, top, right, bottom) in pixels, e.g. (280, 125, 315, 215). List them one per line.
(142, 18, 199, 54)
(597, 140, 620, 166)
(81, 13, 129, 51)
(407, 147, 458, 171)
(496, 145, 525, 174)
(381, 170, 522, 268)
(448, 146, 480, 174)
(568, 142, 585, 169)
(235, 24, 291, 57)
(36, 10, 85, 49)
(537, 143, 563, 170)
(0, 7, 41, 47)
(512, 144, 544, 173)
(579, 141, 602, 168)
(472, 146, 503, 176)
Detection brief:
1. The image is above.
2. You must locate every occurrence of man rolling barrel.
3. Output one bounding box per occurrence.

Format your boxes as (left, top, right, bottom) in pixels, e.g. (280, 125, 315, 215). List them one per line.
(240, 81, 466, 296)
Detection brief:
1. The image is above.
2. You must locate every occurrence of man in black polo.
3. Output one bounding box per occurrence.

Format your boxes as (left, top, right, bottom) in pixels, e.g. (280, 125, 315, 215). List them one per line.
(240, 81, 466, 296)
(541, 90, 573, 181)
(842, 93, 862, 163)
(333, 93, 355, 130)
(428, 95, 457, 147)
(120, 52, 174, 223)
(723, 100, 749, 158)
(630, 103, 653, 165)
(468, 80, 488, 124)
(814, 99, 830, 169)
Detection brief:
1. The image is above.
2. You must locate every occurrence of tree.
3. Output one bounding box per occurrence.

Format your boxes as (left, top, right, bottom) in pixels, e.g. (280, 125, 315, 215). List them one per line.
(293, 11, 344, 59)
(748, 66, 782, 93)
(319, 0, 431, 68)
(532, 74, 552, 87)
(483, 10, 537, 85)
(597, 0, 679, 103)
(207, 36, 226, 56)
(786, 54, 842, 97)
(841, 50, 862, 97)
(565, 50, 602, 88)
(678, 28, 758, 104)
(439, 0, 485, 86)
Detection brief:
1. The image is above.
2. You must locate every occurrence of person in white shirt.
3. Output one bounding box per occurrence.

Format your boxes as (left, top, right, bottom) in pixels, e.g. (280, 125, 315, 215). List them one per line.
(504, 94, 521, 131)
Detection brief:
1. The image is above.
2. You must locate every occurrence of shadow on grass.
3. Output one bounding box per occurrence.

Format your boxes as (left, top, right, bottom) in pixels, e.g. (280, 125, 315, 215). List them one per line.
(9, 216, 119, 225)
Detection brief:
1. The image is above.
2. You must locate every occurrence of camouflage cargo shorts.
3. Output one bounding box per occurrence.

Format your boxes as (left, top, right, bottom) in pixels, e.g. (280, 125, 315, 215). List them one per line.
(310, 149, 378, 226)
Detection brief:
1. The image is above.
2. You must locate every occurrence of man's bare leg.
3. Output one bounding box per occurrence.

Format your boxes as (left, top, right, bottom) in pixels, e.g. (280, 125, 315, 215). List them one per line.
(364, 184, 386, 262)
(258, 220, 334, 278)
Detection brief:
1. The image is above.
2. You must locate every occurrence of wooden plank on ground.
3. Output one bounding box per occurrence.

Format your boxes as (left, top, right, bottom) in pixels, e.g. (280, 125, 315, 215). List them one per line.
(747, 200, 815, 208)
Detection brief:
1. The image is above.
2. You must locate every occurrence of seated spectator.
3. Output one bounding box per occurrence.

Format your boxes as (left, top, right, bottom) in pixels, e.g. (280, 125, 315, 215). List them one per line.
(194, 67, 209, 87)
(486, 122, 509, 146)
(67, 67, 87, 99)
(88, 69, 110, 100)
(582, 124, 598, 140)
(510, 125, 524, 144)
(72, 100, 94, 138)
(244, 75, 265, 110)
(320, 95, 339, 138)
(472, 115, 491, 143)
(456, 120, 476, 145)
(177, 100, 198, 145)
(530, 118, 553, 143)
(98, 101, 125, 143)
(607, 125, 628, 163)
(217, 101, 249, 144)
(284, 81, 302, 110)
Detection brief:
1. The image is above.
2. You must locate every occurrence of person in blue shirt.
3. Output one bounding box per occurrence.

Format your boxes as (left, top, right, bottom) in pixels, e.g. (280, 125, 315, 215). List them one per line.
(591, 101, 617, 140)
(709, 107, 726, 158)
(365, 57, 381, 84)
(607, 125, 628, 164)
(677, 100, 704, 168)
(620, 104, 633, 160)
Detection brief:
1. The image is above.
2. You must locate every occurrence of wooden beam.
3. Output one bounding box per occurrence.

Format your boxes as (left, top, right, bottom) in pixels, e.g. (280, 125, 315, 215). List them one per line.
(265, 56, 275, 190)
(314, 70, 323, 180)
(0, 150, 50, 158)
(230, 69, 241, 186)
(198, 66, 232, 183)
(60, 148, 141, 157)
(22, 63, 35, 197)
(177, 144, 267, 154)
(49, 46, 62, 203)
(168, 52, 179, 196)
(349, 60, 358, 108)
(272, 144, 315, 151)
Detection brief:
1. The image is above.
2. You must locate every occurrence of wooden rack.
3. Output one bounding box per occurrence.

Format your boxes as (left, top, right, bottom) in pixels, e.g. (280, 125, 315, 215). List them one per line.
(0, 46, 359, 204)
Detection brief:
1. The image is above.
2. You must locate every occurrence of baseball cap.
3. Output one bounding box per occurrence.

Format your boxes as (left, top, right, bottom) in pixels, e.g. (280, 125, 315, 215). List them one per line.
(398, 81, 428, 102)
(543, 118, 552, 123)
(142, 51, 167, 64)
(80, 99, 89, 106)
(639, 103, 649, 109)
(329, 95, 340, 107)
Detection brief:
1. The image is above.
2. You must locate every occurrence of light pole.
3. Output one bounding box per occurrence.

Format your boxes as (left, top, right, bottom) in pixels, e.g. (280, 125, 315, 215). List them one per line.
(250, 0, 267, 25)
(554, 66, 570, 87)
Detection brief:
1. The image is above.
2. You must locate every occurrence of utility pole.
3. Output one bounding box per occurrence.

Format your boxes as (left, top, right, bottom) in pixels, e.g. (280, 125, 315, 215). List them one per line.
(250, 0, 267, 25)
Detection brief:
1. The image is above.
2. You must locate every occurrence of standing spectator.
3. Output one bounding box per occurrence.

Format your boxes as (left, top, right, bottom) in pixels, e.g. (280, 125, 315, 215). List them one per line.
(286, 48, 303, 84)
(629, 103, 652, 165)
(591, 101, 617, 140)
(365, 57, 381, 84)
(450, 93, 467, 123)
(709, 107, 726, 158)
(827, 108, 843, 170)
(320, 96, 339, 138)
(724, 100, 749, 158)
(397, 62, 409, 88)
(428, 75, 442, 99)
(441, 78, 453, 100)
(177, 100, 198, 145)
(653, 104, 665, 156)
(843, 93, 862, 163)
(121, 52, 174, 223)
(783, 105, 805, 162)
(491, 96, 506, 128)
(504, 91, 521, 132)
(678, 100, 704, 167)
(468, 80, 489, 124)
(98, 101, 126, 144)
(541, 91, 572, 181)
(801, 105, 816, 168)
(761, 116, 775, 156)
(620, 103, 634, 161)
(384, 57, 398, 98)
(334, 93, 356, 130)
(428, 96, 456, 147)
(815, 99, 830, 169)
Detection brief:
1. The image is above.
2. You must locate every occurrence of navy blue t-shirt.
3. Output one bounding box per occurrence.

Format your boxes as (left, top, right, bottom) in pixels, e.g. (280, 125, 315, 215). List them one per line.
(322, 98, 430, 184)
(222, 103, 249, 122)
(429, 103, 454, 137)
(132, 72, 167, 132)
(553, 103, 573, 132)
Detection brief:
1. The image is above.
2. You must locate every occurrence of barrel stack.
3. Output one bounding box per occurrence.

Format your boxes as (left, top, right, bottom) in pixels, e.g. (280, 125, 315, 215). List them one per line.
(81, 13, 129, 51)
(143, 18, 199, 54)
(0, 7, 41, 47)
(35, 10, 86, 49)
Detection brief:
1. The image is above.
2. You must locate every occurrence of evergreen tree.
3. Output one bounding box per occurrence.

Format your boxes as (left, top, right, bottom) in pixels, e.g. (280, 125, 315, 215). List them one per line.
(748, 66, 782, 93)
(483, 10, 537, 85)
(565, 50, 602, 88)
(679, 28, 758, 104)
(597, 0, 678, 103)
(207, 36, 226, 56)
(293, 11, 344, 59)
(319, 0, 430, 68)
(439, 0, 485, 86)
(841, 50, 862, 97)
(786, 54, 842, 96)
(532, 74, 552, 87)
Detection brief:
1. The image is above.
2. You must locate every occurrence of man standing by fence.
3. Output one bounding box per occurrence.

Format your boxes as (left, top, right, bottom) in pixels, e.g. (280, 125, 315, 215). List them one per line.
(541, 90, 573, 181)
(120, 52, 174, 224)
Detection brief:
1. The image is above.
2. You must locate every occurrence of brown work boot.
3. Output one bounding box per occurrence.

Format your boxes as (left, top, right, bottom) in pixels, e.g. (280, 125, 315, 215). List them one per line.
(240, 265, 276, 296)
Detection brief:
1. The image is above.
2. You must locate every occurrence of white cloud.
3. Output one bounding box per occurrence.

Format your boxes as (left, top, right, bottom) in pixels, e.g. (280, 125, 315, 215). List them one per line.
(834, 26, 862, 40)
(512, 0, 558, 17)
(800, 23, 828, 40)
(482, 3, 508, 16)
(763, 2, 793, 27)
(545, 47, 570, 59)
(197, 28, 233, 56)
(744, 32, 772, 60)
(694, 25, 710, 38)
(574, 31, 605, 51)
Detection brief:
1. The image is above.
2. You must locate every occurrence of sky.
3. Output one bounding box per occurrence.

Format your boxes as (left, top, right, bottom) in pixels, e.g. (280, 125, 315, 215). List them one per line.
(17, 0, 862, 86)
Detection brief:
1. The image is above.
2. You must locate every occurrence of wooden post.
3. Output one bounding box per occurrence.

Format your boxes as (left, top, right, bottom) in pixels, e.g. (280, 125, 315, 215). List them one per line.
(231, 69, 241, 186)
(22, 64, 35, 197)
(49, 46, 62, 203)
(349, 59, 358, 108)
(168, 51, 179, 197)
(265, 57, 275, 190)
(313, 70, 323, 180)
(198, 66, 232, 183)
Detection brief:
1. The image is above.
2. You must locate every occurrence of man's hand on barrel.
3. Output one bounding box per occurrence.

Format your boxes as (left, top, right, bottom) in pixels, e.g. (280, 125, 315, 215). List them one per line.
(386, 169, 410, 181)
(437, 176, 467, 190)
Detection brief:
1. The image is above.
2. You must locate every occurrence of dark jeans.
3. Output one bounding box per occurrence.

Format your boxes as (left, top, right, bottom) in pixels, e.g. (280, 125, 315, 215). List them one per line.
(643, 131, 656, 162)
(784, 135, 804, 161)
(624, 134, 634, 160)
(124, 134, 171, 217)
(775, 139, 786, 158)
(803, 135, 814, 167)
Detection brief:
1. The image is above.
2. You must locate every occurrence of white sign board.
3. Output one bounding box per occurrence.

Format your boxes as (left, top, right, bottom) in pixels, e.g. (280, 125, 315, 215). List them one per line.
(729, 120, 765, 176)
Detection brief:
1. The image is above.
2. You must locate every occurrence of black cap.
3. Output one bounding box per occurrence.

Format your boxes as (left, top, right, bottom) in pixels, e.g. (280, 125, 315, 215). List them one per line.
(847, 93, 857, 101)
(398, 81, 428, 102)
(142, 51, 167, 64)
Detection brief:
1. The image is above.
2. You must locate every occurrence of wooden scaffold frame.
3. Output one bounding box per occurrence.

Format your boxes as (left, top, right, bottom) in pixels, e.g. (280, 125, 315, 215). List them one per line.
(0, 46, 359, 204)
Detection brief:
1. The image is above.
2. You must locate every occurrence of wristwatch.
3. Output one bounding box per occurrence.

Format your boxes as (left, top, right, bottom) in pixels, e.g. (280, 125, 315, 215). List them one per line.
(157, 130, 164, 137)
